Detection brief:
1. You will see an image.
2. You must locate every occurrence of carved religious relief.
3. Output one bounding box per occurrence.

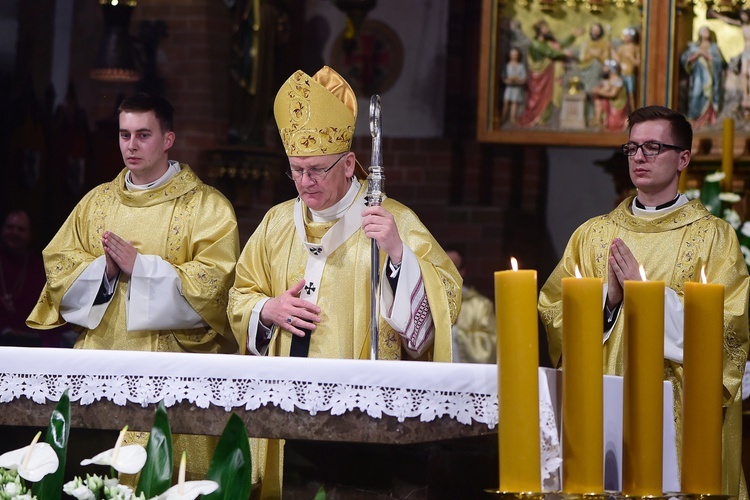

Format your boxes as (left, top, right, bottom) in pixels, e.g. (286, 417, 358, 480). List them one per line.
(677, 6, 750, 133)
(478, 0, 643, 146)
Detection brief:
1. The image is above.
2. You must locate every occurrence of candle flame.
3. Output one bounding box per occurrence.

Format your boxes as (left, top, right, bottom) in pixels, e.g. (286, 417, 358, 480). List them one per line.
(701, 266, 707, 284)
(510, 257, 519, 271)
(639, 265, 647, 281)
(574, 265, 582, 278)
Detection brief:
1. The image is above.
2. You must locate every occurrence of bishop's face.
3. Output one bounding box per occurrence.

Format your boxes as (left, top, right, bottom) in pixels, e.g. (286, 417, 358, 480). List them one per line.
(288, 152, 356, 211)
(119, 110, 175, 185)
(627, 119, 690, 206)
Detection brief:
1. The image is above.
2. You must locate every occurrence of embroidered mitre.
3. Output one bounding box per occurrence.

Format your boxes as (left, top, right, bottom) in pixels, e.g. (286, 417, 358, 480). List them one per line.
(273, 65, 357, 156)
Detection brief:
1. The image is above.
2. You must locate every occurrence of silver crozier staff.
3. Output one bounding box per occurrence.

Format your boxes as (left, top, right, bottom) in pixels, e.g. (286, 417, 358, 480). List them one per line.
(368, 94, 383, 360)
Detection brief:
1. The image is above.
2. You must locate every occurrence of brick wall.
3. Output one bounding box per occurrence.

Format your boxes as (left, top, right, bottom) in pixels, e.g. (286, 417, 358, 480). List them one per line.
(131, 0, 234, 169)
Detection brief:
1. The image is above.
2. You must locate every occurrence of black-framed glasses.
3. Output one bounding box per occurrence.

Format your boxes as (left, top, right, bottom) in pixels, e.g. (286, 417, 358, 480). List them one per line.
(621, 141, 685, 157)
(286, 153, 347, 182)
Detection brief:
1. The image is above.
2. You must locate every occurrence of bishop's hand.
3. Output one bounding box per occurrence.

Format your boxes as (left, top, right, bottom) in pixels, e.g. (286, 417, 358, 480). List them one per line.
(261, 279, 321, 337)
(362, 205, 403, 265)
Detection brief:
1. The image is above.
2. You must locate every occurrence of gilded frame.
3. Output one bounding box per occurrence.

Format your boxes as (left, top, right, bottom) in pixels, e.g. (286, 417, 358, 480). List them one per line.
(477, 0, 673, 147)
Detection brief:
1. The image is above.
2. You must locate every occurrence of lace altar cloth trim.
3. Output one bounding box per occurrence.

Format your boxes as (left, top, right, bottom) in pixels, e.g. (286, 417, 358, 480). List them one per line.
(0, 347, 562, 482)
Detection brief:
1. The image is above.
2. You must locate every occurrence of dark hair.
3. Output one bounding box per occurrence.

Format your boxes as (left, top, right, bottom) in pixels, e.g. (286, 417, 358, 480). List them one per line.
(118, 93, 174, 133)
(627, 105, 693, 150)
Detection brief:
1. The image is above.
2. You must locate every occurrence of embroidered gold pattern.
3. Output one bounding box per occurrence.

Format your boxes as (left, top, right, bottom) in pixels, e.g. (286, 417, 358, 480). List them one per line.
(443, 275, 460, 324)
(278, 72, 354, 156)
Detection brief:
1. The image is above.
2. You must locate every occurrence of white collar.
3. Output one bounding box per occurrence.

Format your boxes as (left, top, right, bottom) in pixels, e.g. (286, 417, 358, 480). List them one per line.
(309, 177, 361, 222)
(631, 193, 688, 218)
(125, 160, 180, 191)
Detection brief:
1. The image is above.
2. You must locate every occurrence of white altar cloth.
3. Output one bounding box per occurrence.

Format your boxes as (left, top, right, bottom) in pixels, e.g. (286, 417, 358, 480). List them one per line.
(0, 347, 499, 424)
(0, 346, 678, 492)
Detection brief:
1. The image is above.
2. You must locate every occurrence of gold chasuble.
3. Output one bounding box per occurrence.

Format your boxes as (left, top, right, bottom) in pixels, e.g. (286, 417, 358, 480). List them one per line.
(228, 182, 459, 361)
(453, 287, 496, 363)
(27, 164, 240, 480)
(27, 164, 238, 353)
(539, 197, 750, 499)
(228, 183, 461, 498)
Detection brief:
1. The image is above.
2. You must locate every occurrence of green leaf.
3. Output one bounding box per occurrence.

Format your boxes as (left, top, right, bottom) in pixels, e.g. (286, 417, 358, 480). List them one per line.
(32, 389, 70, 500)
(203, 413, 252, 500)
(314, 484, 327, 500)
(136, 401, 173, 498)
(700, 174, 723, 217)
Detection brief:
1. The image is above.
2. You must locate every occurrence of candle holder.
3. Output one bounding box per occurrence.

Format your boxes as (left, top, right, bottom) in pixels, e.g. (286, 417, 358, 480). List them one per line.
(611, 494, 733, 500)
(483, 490, 547, 499)
(483, 492, 609, 500)
(483, 492, 734, 500)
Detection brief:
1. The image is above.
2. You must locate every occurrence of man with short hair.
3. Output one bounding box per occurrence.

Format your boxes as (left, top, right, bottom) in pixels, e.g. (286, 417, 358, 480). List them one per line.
(27, 93, 240, 479)
(228, 65, 461, 497)
(539, 105, 749, 499)
(28, 93, 239, 353)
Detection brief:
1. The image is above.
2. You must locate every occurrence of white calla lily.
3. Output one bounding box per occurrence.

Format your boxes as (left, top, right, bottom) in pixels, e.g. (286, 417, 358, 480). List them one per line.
(154, 480, 219, 500)
(79, 425, 147, 475)
(0, 431, 59, 482)
(80, 444, 147, 474)
(719, 192, 742, 203)
(706, 171, 726, 182)
(154, 451, 218, 500)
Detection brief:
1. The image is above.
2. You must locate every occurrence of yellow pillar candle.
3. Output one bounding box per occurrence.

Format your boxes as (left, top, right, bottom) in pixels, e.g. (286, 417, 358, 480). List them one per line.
(722, 117, 734, 191)
(495, 259, 540, 493)
(561, 274, 604, 494)
(622, 277, 664, 496)
(682, 277, 723, 495)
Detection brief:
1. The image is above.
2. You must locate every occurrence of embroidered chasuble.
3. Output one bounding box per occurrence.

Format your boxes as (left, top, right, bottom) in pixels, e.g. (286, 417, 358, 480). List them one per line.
(228, 183, 460, 361)
(539, 197, 750, 499)
(228, 182, 461, 498)
(26, 164, 240, 480)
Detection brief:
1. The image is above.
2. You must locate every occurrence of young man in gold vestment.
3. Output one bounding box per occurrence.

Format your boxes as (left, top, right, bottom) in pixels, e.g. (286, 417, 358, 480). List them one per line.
(539, 105, 749, 499)
(27, 93, 240, 479)
(228, 66, 462, 498)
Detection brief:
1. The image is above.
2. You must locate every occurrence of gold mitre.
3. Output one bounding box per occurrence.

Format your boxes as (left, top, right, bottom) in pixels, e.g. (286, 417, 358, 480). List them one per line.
(274, 66, 357, 156)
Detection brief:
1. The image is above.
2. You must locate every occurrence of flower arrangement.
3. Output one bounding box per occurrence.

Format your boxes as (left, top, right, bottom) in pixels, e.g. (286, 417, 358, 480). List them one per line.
(0, 391, 270, 500)
(684, 170, 750, 273)
(0, 391, 330, 500)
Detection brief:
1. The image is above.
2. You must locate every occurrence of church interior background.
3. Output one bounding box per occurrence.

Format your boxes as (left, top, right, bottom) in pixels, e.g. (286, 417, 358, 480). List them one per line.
(3, 0, 750, 495)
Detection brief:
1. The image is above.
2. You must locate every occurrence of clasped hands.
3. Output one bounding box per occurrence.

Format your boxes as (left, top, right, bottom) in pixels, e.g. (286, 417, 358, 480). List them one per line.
(261, 205, 404, 337)
(607, 237, 641, 309)
(102, 231, 138, 281)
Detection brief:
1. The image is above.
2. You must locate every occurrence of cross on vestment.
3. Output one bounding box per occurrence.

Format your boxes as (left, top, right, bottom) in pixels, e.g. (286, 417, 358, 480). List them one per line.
(305, 282, 316, 295)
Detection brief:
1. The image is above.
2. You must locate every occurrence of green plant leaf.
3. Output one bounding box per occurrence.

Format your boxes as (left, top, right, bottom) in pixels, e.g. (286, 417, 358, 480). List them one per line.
(314, 484, 327, 500)
(136, 401, 173, 498)
(701, 175, 722, 217)
(203, 413, 252, 500)
(32, 389, 70, 500)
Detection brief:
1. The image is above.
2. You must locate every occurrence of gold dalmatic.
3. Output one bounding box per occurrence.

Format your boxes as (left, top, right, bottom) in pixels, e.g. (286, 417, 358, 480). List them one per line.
(539, 197, 750, 499)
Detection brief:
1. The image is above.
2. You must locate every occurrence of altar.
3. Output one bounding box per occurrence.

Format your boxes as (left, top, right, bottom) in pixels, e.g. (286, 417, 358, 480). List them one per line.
(0, 347, 679, 495)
